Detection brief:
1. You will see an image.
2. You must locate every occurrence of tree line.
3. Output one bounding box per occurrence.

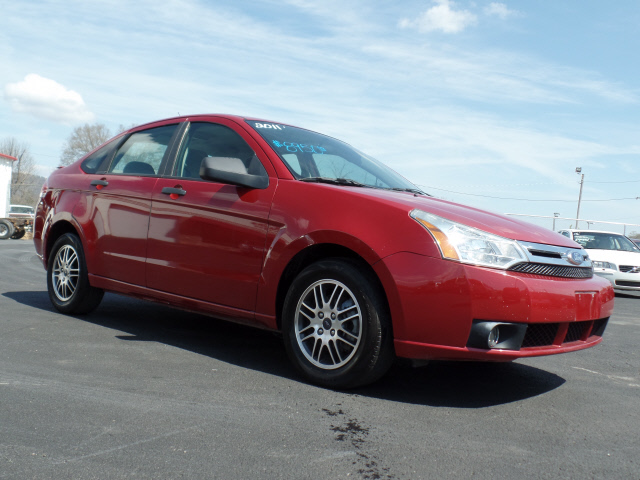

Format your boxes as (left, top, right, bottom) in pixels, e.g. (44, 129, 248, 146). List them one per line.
(0, 123, 130, 207)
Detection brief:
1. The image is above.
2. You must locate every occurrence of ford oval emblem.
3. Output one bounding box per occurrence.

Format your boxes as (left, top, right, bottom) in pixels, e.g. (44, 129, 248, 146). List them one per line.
(567, 251, 584, 266)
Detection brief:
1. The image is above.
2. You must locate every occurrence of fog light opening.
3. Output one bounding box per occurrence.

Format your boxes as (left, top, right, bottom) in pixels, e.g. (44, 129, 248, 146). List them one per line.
(488, 326, 500, 348)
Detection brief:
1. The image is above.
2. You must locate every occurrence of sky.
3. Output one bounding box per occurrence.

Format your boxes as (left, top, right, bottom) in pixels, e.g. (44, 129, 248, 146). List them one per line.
(1, 0, 639, 233)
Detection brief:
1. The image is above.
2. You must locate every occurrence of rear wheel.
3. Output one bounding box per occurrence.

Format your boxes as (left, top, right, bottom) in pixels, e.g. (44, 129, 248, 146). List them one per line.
(0, 220, 14, 240)
(47, 233, 104, 314)
(282, 259, 394, 388)
(11, 229, 26, 240)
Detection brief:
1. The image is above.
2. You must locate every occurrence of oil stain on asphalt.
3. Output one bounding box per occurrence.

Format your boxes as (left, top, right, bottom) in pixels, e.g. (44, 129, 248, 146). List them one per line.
(322, 406, 393, 479)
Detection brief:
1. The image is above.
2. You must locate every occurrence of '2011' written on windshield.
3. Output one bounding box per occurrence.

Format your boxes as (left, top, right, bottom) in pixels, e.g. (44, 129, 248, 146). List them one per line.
(272, 140, 326, 154)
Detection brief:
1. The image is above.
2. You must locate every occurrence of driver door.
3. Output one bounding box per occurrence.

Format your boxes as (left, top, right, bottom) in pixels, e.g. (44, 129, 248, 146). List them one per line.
(146, 120, 276, 311)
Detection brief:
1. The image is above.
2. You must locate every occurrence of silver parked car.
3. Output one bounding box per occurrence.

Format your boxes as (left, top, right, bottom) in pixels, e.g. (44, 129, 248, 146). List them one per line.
(559, 229, 640, 295)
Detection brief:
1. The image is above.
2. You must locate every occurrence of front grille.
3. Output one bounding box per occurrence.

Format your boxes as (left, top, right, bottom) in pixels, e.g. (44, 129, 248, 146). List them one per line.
(615, 280, 640, 287)
(619, 265, 639, 273)
(508, 262, 593, 279)
(528, 249, 562, 259)
(565, 322, 587, 343)
(590, 318, 608, 337)
(521, 319, 609, 348)
(522, 323, 559, 347)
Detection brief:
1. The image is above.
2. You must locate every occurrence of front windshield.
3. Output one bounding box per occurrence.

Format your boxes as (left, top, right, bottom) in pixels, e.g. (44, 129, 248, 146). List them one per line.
(572, 232, 640, 252)
(246, 120, 417, 191)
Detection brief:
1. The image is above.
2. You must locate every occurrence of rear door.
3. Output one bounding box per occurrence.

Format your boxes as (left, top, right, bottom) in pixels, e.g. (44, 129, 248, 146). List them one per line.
(84, 123, 182, 286)
(146, 119, 277, 311)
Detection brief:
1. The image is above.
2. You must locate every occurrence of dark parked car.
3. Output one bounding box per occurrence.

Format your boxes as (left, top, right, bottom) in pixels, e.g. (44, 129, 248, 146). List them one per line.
(34, 114, 614, 387)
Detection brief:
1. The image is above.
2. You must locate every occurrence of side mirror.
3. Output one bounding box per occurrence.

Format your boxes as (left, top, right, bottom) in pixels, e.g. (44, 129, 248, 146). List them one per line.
(199, 156, 268, 189)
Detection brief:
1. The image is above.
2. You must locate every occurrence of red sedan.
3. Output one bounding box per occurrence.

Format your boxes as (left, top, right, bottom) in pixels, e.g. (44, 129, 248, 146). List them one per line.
(34, 114, 614, 388)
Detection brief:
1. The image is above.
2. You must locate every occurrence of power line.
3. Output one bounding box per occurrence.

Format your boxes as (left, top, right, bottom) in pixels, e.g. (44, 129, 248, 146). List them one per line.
(418, 185, 640, 202)
(585, 179, 640, 184)
(413, 178, 640, 189)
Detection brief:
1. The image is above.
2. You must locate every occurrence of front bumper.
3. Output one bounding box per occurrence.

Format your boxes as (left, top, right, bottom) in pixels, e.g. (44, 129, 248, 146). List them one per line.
(594, 269, 640, 293)
(375, 252, 615, 361)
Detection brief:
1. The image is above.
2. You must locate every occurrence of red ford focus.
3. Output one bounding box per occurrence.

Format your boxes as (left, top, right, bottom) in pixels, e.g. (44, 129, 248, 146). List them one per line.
(34, 114, 614, 388)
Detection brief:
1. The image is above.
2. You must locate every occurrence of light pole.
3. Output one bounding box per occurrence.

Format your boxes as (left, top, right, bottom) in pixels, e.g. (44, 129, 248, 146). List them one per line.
(587, 221, 594, 229)
(575, 167, 584, 229)
(552, 212, 560, 231)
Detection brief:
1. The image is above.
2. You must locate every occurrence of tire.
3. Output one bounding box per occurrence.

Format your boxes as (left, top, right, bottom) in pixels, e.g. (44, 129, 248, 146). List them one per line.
(47, 233, 104, 314)
(11, 229, 26, 239)
(282, 259, 394, 389)
(0, 220, 14, 240)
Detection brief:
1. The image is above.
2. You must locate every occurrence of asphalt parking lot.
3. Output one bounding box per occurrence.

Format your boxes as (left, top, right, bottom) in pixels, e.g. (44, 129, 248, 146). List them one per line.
(1, 240, 638, 479)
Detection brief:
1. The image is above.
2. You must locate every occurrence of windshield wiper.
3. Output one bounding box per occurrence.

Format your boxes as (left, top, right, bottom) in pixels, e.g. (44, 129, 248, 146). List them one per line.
(388, 187, 429, 196)
(299, 177, 371, 188)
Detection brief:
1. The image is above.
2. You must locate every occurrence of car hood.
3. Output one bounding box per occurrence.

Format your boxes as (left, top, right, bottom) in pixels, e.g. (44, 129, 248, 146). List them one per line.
(584, 249, 640, 266)
(356, 188, 579, 248)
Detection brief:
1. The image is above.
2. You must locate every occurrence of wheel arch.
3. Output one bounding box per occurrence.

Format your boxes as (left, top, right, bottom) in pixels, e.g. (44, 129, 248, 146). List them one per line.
(44, 220, 83, 268)
(274, 243, 392, 332)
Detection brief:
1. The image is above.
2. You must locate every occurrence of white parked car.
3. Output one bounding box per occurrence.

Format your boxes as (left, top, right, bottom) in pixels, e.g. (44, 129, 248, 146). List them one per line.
(559, 229, 640, 295)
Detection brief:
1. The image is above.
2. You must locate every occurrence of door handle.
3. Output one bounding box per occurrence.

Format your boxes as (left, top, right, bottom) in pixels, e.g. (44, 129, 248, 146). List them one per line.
(161, 187, 187, 196)
(161, 186, 186, 200)
(91, 179, 108, 190)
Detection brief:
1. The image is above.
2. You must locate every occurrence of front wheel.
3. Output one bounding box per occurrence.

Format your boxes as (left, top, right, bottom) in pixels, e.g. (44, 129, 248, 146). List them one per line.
(47, 233, 104, 314)
(282, 259, 394, 388)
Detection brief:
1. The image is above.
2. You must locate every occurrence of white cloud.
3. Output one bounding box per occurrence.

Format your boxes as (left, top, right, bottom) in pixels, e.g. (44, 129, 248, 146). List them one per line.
(484, 2, 517, 19)
(4, 74, 94, 124)
(400, 0, 477, 34)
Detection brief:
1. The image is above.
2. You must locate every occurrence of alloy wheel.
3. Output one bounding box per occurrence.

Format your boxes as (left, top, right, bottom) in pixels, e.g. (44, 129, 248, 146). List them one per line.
(52, 245, 80, 302)
(294, 279, 362, 370)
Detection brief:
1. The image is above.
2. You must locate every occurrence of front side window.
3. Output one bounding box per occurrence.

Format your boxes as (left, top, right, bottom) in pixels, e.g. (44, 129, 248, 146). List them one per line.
(173, 122, 266, 180)
(109, 125, 178, 176)
(246, 120, 417, 191)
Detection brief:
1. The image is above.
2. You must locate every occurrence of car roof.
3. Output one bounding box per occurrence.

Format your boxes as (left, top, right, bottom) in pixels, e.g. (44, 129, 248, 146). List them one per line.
(128, 114, 287, 131)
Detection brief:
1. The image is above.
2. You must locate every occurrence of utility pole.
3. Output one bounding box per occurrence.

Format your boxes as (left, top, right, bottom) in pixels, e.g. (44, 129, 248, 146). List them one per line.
(575, 167, 584, 229)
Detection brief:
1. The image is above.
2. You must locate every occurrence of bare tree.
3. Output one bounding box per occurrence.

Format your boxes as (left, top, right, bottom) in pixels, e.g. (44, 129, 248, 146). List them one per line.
(0, 137, 41, 206)
(117, 123, 136, 134)
(60, 123, 113, 166)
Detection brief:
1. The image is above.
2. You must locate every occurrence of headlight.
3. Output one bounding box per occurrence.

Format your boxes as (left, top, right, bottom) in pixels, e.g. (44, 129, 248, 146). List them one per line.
(410, 209, 527, 269)
(592, 261, 617, 270)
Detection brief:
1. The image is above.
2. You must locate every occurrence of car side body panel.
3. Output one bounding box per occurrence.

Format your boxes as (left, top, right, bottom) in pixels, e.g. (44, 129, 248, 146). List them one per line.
(34, 176, 85, 266)
(78, 174, 157, 286)
(147, 178, 276, 311)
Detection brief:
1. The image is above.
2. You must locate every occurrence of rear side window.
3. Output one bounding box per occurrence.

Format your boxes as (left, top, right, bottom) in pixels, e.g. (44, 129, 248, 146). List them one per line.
(81, 138, 119, 174)
(109, 125, 178, 176)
